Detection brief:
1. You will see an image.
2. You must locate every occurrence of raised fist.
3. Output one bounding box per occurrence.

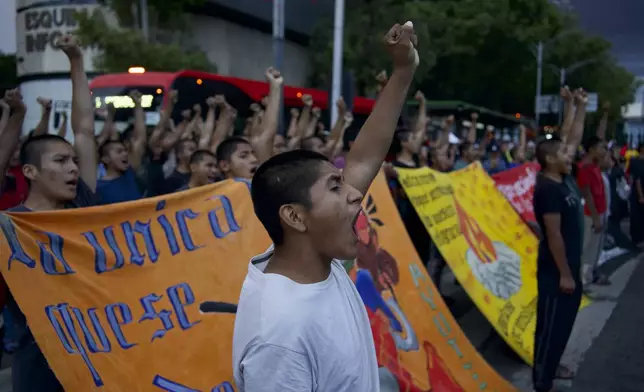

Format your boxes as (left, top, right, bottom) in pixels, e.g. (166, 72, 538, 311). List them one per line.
(206, 97, 216, 108)
(250, 103, 261, 113)
(290, 108, 300, 117)
(193, 103, 202, 113)
(213, 95, 226, 107)
(312, 107, 321, 118)
(573, 88, 588, 104)
(54, 34, 82, 59)
(261, 96, 269, 108)
(560, 86, 572, 101)
(301, 94, 313, 107)
(336, 96, 347, 112)
(181, 109, 192, 120)
(37, 97, 52, 110)
(471, 112, 479, 121)
(414, 90, 425, 101)
(384, 21, 419, 70)
(3, 89, 25, 112)
(265, 67, 284, 87)
(602, 101, 611, 111)
(129, 90, 142, 106)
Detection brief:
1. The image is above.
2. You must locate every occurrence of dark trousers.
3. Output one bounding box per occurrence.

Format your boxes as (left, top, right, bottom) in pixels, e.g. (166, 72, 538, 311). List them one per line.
(12, 340, 63, 392)
(532, 277, 582, 392)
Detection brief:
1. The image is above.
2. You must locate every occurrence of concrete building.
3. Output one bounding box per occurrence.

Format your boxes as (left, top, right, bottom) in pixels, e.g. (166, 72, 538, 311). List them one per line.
(14, 0, 329, 134)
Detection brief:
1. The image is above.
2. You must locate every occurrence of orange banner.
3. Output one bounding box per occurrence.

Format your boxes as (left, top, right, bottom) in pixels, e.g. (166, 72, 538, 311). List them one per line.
(0, 174, 515, 391)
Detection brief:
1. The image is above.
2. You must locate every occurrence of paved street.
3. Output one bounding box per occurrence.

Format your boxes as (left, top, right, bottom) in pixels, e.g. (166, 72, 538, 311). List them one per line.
(570, 253, 644, 392)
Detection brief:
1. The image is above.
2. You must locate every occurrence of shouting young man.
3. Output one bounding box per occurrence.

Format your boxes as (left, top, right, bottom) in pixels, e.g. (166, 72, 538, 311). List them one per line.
(178, 150, 221, 191)
(0, 34, 98, 392)
(232, 21, 418, 391)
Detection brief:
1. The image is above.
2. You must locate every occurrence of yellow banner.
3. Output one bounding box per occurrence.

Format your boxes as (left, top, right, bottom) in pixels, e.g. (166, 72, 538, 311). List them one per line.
(396, 163, 588, 365)
(0, 174, 515, 391)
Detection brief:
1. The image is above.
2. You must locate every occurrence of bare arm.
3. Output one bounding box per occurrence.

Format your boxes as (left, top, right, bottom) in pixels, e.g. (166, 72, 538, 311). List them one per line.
(209, 98, 236, 153)
(32, 97, 52, 136)
(250, 67, 284, 163)
(543, 213, 572, 278)
(149, 90, 177, 153)
(344, 21, 418, 194)
(286, 108, 300, 139)
(566, 89, 588, 156)
(303, 107, 321, 140)
(161, 110, 191, 151)
(0, 91, 26, 186)
(198, 97, 217, 150)
(128, 90, 147, 170)
(596, 102, 609, 140)
(322, 99, 348, 158)
(580, 186, 600, 223)
(514, 124, 527, 163)
(57, 112, 68, 138)
(559, 86, 575, 142)
(467, 112, 478, 144)
(55, 34, 97, 191)
(375, 70, 388, 101)
(0, 100, 10, 136)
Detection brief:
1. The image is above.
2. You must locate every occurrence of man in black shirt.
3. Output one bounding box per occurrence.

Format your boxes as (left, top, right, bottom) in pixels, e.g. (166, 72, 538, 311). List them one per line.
(532, 136, 583, 392)
(0, 34, 98, 392)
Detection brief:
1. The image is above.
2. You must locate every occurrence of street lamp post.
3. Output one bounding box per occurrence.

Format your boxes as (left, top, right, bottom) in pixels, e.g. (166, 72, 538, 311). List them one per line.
(330, 0, 345, 127)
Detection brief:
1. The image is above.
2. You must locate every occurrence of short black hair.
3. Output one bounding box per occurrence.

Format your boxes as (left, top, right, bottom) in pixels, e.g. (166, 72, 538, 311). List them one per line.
(583, 135, 603, 152)
(536, 135, 562, 169)
(20, 134, 71, 167)
(215, 137, 250, 162)
(251, 149, 330, 245)
(458, 142, 472, 157)
(98, 140, 125, 158)
(190, 149, 216, 165)
(301, 136, 324, 151)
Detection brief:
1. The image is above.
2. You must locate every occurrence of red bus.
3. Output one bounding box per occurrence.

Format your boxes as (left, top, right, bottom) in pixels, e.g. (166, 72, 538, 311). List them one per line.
(89, 70, 375, 133)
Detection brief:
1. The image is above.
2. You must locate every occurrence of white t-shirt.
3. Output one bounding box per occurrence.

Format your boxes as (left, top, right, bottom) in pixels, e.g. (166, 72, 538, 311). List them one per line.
(232, 245, 380, 392)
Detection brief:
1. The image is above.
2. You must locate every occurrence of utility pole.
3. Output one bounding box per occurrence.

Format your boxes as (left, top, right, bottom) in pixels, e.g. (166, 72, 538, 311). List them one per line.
(272, 0, 285, 133)
(140, 0, 149, 42)
(535, 41, 544, 126)
(330, 0, 345, 127)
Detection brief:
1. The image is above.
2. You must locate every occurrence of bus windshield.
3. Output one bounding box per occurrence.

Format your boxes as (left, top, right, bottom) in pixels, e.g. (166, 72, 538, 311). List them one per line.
(92, 86, 165, 123)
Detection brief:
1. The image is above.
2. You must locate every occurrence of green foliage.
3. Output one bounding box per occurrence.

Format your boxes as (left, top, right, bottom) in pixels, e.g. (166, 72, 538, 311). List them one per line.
(309, 0, 636, 128)
(0, 53, 18, 93)
(77, 3, 214, 73)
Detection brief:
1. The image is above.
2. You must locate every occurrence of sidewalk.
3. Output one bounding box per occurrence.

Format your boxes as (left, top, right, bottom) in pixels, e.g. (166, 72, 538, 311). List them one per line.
(570, 254, 644, 392)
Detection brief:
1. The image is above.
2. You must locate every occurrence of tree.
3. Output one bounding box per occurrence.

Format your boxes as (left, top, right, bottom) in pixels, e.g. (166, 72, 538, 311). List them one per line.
(75, 1, 215, 73)
(309, 0, 636, 125)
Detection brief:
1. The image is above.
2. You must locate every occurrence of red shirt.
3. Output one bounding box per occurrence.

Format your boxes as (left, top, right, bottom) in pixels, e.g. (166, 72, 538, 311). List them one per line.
(0, 166, 28, 211)
(577, 162, 607, 216)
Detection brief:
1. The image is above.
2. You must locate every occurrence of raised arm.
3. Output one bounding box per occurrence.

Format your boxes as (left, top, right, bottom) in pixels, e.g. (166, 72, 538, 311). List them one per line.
(149, 90, 177, 154)
(250, 67, 283, 163)
(32, 97, 52, 136)
(467, 112, 478, 144)
(559, 86, 575, 143)
(55, 34, 97, 191)
(57, 111, 68, 138)
(209, 96, 236, 153)
(128, 90, 147, 170)
(161, 109, 190, 151)
(565, 88, 587, 156)
(0, 91, 26, 187)
(321, 97, 347, 158)
(0, 99, 10, 137)
(344, 21, 418, 194)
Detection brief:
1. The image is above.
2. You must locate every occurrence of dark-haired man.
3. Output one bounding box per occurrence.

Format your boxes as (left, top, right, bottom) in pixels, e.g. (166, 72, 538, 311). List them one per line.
(0, 34, 97, 392)
(533, 135, 583, 392)
(577, 135, 608, 289)
(216, 137, 259, 180)
(0, 97, 27, 211)
(177, 150, 221, 191)
(233, 21, 418, 391)
(163, 139, 197, 193)
(96, 90, 147, 204)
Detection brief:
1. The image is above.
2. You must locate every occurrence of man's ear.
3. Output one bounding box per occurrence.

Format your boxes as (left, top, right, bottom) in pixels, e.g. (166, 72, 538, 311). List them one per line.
(22, 164, 38, 182)
(278, 204, 307, 234)
(218, 160, 230, 174)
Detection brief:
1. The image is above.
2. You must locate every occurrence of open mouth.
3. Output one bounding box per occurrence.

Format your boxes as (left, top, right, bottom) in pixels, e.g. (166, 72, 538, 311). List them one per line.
(250, 166, 257, 175)
(65, 179, 78, 187)
(351, 208, 363, 237)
